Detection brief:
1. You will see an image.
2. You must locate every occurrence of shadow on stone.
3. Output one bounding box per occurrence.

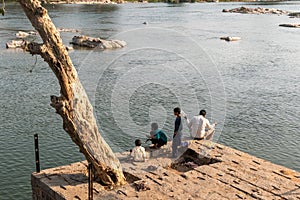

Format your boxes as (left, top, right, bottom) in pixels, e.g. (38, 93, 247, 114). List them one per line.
(123, 171, 141, 184)
(171, 148, 222, 172)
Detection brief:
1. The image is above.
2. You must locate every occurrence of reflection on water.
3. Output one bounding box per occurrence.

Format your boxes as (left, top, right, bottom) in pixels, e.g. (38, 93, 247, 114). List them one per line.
(0, 2, 300, 199)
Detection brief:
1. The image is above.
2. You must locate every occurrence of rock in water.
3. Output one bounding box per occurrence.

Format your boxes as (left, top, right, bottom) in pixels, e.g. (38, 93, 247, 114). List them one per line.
(6, 40, 27, 48)
(222, 7, 289, 15)
(288, 12, 300, 18)
(220, 36, 241, 42)
(70, 35, 126, 49)
(16, 31, 37, 38)
(279, 24, 300, 28)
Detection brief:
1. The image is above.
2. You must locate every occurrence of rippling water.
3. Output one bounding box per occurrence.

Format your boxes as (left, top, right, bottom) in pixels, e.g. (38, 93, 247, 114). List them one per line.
(0, 1, 300, 199)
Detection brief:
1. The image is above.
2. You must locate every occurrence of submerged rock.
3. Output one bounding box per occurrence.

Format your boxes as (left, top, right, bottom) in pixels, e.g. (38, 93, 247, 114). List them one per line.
(220, 36, 241, 42)
(70, 35, 126, 49)
(222, 7, 289, 15)
(15, 31, 37, 39)
(279, 24, 300, 28)
(57, 28, 80, 33)
(288, 12, 300, 18)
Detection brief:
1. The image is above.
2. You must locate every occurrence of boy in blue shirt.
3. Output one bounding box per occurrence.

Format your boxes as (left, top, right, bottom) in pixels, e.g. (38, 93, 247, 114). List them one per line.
(146, 123, 167, 148)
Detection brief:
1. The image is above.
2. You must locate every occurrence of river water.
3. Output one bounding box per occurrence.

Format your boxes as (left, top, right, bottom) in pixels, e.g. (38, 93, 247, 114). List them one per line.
(0, 1, 299, 199)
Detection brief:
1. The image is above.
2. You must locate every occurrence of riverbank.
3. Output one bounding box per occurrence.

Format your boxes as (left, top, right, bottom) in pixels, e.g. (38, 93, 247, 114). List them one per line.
(2, 2, 300, 199)
(40, 0, 259, 4)
(32, 140, 300, 199)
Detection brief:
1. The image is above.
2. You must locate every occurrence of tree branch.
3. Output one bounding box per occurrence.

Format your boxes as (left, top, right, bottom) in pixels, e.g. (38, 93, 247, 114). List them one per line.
(26, 42, 45, 55)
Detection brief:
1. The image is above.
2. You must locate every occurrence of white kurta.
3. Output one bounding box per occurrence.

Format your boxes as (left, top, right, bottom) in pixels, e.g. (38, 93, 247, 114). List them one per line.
(187, 115, 215, 139)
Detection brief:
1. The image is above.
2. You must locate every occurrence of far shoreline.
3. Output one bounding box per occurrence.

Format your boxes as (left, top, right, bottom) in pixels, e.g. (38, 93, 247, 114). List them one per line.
(40, 0, 267, 5)
(3, 0, 288, 5)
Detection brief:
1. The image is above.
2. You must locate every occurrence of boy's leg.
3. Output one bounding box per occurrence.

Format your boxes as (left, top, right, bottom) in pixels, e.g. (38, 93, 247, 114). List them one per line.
(205, 129, 215, 140)
(172, 134, 181, 157)
(157, 139, 165, 147)
(151, 138, 158, 145)
(172, 142, 178, 158)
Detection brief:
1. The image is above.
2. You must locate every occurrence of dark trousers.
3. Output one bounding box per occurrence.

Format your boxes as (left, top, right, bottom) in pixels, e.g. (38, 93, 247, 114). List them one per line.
(151, 138, 166, 147)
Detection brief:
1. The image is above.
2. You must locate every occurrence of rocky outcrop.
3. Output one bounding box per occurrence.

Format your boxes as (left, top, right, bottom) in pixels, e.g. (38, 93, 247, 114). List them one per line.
(6, 39, 73, 51)
(6, 40, 27, 49)
(279, 24, 300, 28)
(220, 36, 241, 42)
(42, 0, 115, 4)
(70, 35, 126, 49)
(222, 7, 289, 15)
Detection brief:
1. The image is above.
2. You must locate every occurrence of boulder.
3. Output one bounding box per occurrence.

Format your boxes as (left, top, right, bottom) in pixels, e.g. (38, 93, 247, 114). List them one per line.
(70, 35, 126, 49)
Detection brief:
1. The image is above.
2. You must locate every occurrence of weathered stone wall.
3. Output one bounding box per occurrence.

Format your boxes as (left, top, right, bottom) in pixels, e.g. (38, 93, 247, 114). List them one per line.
(32, 173, 65, 200)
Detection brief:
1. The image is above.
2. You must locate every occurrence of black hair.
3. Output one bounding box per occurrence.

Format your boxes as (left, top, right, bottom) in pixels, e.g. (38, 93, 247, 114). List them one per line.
(173, 107, 181, 114)
(199, 109, 206, 116)
(151, 123, 158, 130)
(135, 139, 142, 146)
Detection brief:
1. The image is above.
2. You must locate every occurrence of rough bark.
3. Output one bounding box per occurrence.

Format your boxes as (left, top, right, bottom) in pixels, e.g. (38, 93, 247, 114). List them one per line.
(19, 0, 126, 186)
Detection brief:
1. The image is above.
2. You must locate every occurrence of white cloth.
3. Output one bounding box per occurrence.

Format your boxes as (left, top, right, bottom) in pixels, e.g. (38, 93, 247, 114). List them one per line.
(187, 115, 215, 139)
(131, 146, 146, 162)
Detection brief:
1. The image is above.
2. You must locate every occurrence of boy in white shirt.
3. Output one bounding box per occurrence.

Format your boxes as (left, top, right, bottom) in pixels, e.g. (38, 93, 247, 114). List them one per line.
(131, 139, 147, 162)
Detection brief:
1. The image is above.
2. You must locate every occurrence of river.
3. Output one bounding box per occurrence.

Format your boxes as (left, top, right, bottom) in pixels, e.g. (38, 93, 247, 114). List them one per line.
(0, 1, 299, 199)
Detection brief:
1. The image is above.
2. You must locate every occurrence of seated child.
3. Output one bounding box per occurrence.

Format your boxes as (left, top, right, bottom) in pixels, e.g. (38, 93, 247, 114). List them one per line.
(131, 139, 146, 162)
(146, 123, 167, 148)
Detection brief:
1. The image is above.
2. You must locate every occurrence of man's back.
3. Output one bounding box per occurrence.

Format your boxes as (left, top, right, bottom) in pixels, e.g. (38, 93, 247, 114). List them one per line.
(188, 115, 209, 138)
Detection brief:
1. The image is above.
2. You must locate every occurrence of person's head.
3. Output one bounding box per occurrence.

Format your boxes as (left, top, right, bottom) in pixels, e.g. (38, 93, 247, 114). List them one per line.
(151, 123, 158, 131)
(199, 109, 206, 116)
(135, 139, 142, 146)
(173, 107, 181, 116)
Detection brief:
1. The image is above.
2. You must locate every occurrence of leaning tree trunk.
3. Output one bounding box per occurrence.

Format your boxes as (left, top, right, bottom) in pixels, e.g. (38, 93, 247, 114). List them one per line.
(19, 0, 126, 186)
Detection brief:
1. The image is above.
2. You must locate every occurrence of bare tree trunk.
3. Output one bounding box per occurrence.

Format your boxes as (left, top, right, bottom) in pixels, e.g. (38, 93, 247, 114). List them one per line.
(19, 0, 126, 186)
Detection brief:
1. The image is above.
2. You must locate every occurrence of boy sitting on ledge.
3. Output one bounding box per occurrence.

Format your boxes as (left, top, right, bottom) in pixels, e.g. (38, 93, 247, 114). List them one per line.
(130, 139, 147, 162)
(146, 123, 167, 149)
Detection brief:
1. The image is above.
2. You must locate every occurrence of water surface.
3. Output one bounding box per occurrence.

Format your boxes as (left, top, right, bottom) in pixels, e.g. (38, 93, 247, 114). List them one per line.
(0, 1, 299, 199)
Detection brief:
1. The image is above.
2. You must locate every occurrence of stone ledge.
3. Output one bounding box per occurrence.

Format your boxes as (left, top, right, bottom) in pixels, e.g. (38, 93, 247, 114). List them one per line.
(32, 140, 300, 199)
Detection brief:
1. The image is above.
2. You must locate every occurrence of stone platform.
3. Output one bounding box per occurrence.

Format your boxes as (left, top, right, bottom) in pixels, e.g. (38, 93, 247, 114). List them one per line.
(32, 140, 300, 200)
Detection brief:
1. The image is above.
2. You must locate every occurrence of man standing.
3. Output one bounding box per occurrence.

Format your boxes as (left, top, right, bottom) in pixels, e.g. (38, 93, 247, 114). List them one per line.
(172, 107, 183, 158)
(186, 109, 216, 140)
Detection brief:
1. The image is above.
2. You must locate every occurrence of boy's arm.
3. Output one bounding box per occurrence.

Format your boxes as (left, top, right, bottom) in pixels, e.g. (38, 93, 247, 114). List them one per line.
(186, 117, 193, 129)
(206, 119, 217, 129)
